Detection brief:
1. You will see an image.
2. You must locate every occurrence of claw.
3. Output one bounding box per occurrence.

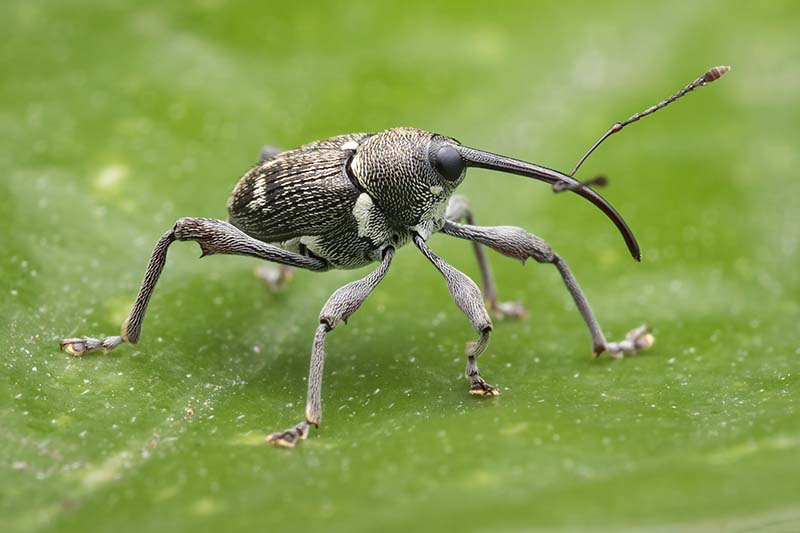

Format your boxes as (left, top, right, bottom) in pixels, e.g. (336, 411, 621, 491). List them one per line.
(627, 324, 655, 350)
(59, 335, 124, 357)
(602, 324, 655, 359)
(60, 338, 90, 357)
(266, 432, 300, 448)
(266, 421, 310, 448)
(469, 381, 500, 396)
(490, 301, 528, 320)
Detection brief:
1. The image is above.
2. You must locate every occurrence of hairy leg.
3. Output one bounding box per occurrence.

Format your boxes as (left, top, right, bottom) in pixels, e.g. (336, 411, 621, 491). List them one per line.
(445, 195, 526, 319)
(413, 234, 498, 396)
(267, 247, 395, 448)
(441, 221, 654, 359)
(60, 217, 328, 356)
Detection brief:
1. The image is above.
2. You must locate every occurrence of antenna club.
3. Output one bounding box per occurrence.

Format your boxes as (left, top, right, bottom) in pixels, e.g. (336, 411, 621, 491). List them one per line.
(703, 65, 731, 83)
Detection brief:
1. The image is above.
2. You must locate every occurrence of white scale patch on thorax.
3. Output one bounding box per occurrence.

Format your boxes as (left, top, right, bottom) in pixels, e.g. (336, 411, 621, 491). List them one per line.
(351, 191, 401, 249)
(352, 192, 376, 238)
(411, 194, 449, 240)
(299, 235, 323, 255)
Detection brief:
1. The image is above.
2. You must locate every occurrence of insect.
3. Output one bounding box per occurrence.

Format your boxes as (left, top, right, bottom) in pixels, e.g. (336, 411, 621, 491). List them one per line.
(60, 66, 729, 447)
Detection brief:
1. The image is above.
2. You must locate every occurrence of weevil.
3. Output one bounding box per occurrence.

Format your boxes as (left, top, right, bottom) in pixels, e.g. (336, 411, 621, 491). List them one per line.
(60, 66, 729, 447)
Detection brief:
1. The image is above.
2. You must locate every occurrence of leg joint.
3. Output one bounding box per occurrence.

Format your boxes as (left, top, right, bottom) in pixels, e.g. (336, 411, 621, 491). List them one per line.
(173, 217, 220, 242)
(529, 236, 554, 263)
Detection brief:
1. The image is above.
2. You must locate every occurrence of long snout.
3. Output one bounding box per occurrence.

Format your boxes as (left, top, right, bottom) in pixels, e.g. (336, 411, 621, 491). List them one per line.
(456, 145, 641, 261)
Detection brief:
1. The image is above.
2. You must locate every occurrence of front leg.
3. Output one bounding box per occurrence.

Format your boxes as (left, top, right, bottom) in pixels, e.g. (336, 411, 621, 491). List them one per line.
(413, 234, 498, 396)
(445, 195, 526, 320)
(267, 247, 395, 448)
(441, 221, 654, 359)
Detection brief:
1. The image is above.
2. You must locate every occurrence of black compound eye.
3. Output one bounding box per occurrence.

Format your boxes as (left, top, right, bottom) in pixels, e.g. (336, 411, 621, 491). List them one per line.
(433, 145, 465, 181)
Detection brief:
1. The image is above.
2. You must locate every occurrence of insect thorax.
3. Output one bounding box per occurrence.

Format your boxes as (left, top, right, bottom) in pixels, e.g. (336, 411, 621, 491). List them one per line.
(228, 127, 461, 270)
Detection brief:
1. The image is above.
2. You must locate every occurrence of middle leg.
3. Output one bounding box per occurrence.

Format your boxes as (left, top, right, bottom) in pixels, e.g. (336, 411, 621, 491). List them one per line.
(267, 247, 395, 448)
(413, 233, 498, 396)
(60, 217, 328, 357)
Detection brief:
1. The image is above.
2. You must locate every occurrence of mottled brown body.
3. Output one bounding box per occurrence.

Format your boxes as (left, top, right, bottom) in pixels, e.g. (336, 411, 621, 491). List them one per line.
(227, 128, 463, 269)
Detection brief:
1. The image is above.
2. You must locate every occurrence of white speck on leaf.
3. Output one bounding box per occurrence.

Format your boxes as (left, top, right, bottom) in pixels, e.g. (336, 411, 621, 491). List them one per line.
(94, 164, 128, 191)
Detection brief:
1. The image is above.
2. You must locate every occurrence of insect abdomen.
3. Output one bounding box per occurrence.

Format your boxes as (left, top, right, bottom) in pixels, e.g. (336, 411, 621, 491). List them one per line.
(227, 134, 369, 244)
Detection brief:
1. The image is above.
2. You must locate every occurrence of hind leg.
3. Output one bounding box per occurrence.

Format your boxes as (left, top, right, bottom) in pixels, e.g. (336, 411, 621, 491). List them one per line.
(253, 144, 296, 290)
(60, 217, 328, 356)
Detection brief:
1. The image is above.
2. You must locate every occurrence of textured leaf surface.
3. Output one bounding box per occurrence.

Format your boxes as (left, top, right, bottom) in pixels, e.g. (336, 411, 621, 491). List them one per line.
(2, 2, 799, 532)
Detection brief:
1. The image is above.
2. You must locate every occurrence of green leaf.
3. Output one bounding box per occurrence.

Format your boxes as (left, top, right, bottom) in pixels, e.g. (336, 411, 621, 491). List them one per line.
(2, 1, 799, 532)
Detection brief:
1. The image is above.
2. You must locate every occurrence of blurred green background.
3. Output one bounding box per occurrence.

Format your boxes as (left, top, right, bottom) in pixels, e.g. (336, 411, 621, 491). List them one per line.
(2, 1, 799, 532)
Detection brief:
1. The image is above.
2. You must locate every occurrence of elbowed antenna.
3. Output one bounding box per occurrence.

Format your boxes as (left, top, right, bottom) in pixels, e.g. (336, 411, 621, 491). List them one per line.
(456, 145, 641, 261)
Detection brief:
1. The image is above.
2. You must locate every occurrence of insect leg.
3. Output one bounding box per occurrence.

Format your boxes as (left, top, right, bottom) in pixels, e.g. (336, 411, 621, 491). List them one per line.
(445, 195, 526, 319)
(255, 263, 295, 290)
(267, 248, 395, 448)
(413, 234, 498, 397)
(259, 144, 284, 162)
(254, 144, 296, 289)
(60, 217, 328, 357)
(441, 221, 654, 359)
